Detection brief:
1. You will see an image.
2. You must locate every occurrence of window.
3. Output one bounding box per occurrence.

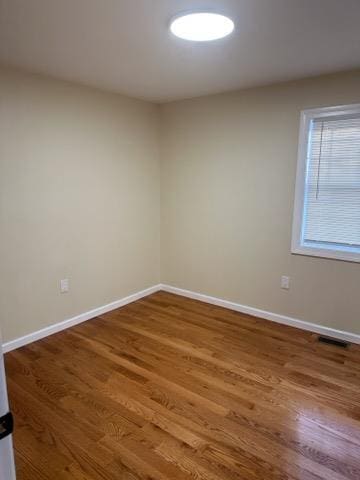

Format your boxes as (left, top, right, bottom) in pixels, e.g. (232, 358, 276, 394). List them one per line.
(292, 103, 360, 262)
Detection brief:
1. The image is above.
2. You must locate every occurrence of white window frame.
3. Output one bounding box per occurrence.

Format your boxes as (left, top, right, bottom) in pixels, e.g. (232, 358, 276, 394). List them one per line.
(291, 103, 360, 263)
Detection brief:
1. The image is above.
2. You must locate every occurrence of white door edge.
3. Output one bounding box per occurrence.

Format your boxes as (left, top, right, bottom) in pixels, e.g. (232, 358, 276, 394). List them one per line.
(0, 330, 16, 480)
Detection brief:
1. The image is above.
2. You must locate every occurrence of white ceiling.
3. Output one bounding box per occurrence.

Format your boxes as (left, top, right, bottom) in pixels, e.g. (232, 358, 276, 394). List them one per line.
(1, 0, 360, 103)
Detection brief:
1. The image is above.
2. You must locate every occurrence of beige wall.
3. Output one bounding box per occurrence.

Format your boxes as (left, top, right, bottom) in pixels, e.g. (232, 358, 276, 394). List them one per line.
(0, 68, 160, 343)
(160, 70, 360, 335)
(1, 67, 359, 344)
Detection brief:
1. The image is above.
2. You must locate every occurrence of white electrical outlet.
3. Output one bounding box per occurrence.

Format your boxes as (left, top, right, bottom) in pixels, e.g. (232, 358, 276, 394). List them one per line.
(60, 278, 69, 294)
(281, 276, 290, 290)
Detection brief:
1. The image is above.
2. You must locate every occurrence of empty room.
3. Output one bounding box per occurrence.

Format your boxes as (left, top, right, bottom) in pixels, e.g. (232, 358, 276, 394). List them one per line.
(1, 1, 360, 479)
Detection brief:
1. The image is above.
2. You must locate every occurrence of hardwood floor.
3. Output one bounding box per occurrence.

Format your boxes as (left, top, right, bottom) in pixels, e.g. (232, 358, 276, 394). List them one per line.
(5, 291, 360, 480)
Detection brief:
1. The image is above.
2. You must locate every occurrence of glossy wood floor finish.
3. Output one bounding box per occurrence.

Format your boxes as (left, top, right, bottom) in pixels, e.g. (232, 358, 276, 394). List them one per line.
(5, 291, 360, 480)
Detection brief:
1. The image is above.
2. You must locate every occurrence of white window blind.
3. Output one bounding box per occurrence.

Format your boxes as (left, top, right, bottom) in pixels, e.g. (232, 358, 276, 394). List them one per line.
(292, 104, 360, 262)
(304, 115, 360, 248)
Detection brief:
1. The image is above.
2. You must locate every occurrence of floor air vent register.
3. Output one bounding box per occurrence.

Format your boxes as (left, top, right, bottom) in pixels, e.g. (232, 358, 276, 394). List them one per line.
(317, 336, 349, 348)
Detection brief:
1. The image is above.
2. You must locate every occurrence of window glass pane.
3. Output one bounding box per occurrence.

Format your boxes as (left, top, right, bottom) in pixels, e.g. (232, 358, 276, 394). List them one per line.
(303, 116, 360, 247)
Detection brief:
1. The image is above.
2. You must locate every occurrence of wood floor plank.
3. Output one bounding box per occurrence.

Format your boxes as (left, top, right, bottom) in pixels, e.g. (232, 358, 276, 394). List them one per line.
(5, 291, 360, 479)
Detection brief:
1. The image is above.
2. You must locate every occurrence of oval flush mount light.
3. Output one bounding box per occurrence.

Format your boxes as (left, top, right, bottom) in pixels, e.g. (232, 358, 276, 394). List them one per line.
(170, 12, 234, 42)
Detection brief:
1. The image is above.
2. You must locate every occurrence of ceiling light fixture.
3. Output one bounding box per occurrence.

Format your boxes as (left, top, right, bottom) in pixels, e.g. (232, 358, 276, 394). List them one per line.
(170, 12, 234, 42)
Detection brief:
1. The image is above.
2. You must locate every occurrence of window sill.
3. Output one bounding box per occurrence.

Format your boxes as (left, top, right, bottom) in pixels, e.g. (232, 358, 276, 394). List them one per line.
(291, 244, 360, 263)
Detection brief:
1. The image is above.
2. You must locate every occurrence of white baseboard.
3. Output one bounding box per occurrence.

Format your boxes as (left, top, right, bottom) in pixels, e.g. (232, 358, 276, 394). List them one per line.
(160, 284, 360, 345)
(3, 282, 359, 352)
(2, 284, 161, 353)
